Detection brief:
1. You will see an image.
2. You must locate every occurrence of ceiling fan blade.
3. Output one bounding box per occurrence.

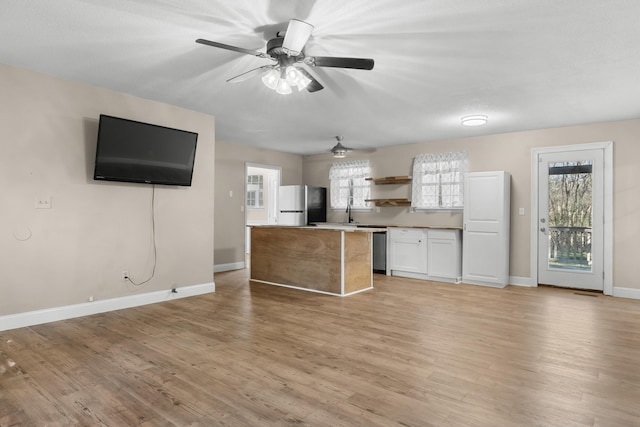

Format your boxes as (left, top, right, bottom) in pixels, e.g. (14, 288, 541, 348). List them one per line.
(226, 65, 275, 83)
(297, 68, 324, 93)
(282, 19, 314, 55)
(307, 56, 374, 70)
(195, 38, 274, 60)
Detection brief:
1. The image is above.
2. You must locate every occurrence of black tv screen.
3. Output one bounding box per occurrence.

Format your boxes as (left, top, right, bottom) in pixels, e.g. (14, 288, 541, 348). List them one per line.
(93, 114, 198, 186)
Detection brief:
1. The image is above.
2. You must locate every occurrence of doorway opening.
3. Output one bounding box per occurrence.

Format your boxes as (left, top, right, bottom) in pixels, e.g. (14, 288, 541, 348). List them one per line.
(245, 163, 281, 258)
(531, 142, 613, 294)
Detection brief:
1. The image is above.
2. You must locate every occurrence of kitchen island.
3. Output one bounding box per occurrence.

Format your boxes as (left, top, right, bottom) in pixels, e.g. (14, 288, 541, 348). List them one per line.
(250, 225, 385, 296)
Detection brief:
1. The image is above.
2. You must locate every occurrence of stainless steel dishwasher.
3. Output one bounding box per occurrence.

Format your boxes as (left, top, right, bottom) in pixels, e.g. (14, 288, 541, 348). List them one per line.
(373, 231, 387, 274)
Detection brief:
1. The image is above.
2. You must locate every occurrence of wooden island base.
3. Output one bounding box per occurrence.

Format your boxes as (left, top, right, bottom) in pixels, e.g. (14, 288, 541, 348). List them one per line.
(250, 226, 381, 296)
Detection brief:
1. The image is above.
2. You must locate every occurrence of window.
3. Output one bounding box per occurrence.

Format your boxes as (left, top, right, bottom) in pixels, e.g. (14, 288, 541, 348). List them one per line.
(329, 160, 371, 209)
(411, 151, 468, 209)
(246, 174, 264, 208)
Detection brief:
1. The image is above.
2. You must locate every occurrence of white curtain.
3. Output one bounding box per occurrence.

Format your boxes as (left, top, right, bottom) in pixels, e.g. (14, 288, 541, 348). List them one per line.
(329, 160, 371, 209)
(411, 151, 468, 209)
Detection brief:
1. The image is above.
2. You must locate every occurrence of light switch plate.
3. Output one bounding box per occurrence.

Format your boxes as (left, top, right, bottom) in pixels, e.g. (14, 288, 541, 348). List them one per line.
(519, 207, 525, 216)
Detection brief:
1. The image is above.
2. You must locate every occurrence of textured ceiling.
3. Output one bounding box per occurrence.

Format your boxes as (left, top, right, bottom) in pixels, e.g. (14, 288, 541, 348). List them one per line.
(2, 0, 640, 155)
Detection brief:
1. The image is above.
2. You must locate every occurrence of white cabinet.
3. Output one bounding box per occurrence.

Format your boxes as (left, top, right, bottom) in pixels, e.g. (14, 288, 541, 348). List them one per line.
(427, 229, 462, 282)
(388, 228, 427, 276)
(388, 227, 461, 283)
(462, 171, 511, 288)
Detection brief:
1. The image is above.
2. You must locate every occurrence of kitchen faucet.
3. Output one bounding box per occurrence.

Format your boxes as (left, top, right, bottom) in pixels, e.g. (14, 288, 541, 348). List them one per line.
(346, 203, 354, 223)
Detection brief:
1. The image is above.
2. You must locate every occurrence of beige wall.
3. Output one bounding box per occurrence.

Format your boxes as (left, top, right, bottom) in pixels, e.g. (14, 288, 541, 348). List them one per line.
(214, 140, 302, 266)
(0, 64, 215, 316)
(303, 119, 640, 289)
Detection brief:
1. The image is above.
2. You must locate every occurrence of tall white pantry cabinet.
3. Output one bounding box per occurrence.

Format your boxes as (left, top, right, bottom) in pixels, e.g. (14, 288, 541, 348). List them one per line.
(462, 171, 511, 288)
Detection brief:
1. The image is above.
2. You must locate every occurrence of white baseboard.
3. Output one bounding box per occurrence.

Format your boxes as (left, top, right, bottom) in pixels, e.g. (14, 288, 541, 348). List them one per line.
(508, 276, 537, 287)
(390, 270, 429, 281)
(0, 282, 215, 332)
(612, 287, 640, 300)
(507, 276, 640, 299)
(214, 262, 246, 273)
(462, 279, 508, 289)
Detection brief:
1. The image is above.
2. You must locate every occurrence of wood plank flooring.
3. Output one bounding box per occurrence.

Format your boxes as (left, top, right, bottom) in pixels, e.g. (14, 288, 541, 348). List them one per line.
(2, 270, 640, 426)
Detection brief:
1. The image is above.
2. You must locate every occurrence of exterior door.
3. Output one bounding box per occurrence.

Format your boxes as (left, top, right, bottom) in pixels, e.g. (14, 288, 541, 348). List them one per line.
(537, 149, 604, 290)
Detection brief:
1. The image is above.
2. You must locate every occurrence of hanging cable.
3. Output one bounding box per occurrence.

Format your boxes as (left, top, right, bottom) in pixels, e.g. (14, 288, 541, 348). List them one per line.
(127, 185, 157, 286)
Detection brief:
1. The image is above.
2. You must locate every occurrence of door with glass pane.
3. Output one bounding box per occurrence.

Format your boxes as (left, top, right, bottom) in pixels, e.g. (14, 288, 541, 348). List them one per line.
(537, 149, 603, 290)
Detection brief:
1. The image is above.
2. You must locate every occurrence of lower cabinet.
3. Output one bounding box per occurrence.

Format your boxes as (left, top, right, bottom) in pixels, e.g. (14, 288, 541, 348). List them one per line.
(427, 229, 462, 282)
(388, 228, 426, 275)
(388, 227, 461, 283)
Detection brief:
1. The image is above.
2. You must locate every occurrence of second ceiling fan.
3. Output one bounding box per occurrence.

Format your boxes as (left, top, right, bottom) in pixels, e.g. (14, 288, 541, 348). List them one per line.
(196, 19, 375, 94)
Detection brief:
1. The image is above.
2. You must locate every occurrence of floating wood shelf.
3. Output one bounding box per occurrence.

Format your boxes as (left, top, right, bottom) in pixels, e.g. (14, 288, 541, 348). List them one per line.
(365, 198, 412, 207)
(365, 176, 412, 185)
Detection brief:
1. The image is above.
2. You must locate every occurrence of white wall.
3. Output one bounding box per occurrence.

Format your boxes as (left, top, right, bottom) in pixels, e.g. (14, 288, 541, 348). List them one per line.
(0, 63, 215, 317)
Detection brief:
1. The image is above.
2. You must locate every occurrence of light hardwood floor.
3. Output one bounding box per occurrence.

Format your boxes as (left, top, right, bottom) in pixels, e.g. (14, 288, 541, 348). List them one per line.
(1, 270, 640, 426)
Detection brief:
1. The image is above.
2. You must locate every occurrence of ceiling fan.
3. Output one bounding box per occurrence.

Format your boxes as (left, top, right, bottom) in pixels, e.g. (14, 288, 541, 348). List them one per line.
(196, 19, 375, 94)
(331, 136, 353, 158)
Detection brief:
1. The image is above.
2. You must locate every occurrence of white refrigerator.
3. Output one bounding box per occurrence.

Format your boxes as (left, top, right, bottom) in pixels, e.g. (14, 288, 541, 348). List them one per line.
(278, 185, 327, 226)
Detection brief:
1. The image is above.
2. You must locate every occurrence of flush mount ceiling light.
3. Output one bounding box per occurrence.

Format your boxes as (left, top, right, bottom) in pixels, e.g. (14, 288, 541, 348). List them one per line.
(461, 115, 488, 126)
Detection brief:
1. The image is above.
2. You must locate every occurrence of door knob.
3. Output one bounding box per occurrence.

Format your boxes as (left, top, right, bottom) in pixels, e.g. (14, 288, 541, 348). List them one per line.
(540, 227, 546, 233)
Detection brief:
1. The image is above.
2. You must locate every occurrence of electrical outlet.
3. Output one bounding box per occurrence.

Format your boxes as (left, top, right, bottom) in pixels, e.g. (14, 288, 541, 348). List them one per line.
(122, 270, 129, 280)
(88, 296, 94, 302)
(35, 196, 52, 209)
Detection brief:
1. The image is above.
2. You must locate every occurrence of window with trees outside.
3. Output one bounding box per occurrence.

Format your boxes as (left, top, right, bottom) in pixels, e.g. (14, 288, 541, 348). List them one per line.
(411, 151, 469, 209)
(547, 160, 593, 270)
(246, 174, 264, 208)
(329, 160, 371, 209)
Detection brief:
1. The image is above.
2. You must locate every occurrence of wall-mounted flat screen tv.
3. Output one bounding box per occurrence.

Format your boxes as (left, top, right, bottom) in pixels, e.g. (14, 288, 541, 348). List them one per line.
(94, 114, 198, 186)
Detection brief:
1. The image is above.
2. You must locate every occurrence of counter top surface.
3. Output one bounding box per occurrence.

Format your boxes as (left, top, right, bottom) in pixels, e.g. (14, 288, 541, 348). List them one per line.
(251, 224, 462, 231)
(313, 223, 463, 231)
(250, 224, 387, 232)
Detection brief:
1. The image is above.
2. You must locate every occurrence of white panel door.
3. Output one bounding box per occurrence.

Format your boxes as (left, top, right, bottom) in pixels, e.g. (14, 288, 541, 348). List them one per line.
(462, 172, 510, 287)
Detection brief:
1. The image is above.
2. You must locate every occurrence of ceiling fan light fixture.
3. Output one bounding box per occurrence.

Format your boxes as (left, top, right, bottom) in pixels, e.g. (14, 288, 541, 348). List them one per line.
(285, 66, 301, 85)
(461, 115, 488, 126)
(297, 73, 311, 91)
(282, 19, 314, 56)
(284, 66, 311, 91)
(261, 69, 279, 90)
(331, 142, 348, 158)
(275, 78, 292, 95)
